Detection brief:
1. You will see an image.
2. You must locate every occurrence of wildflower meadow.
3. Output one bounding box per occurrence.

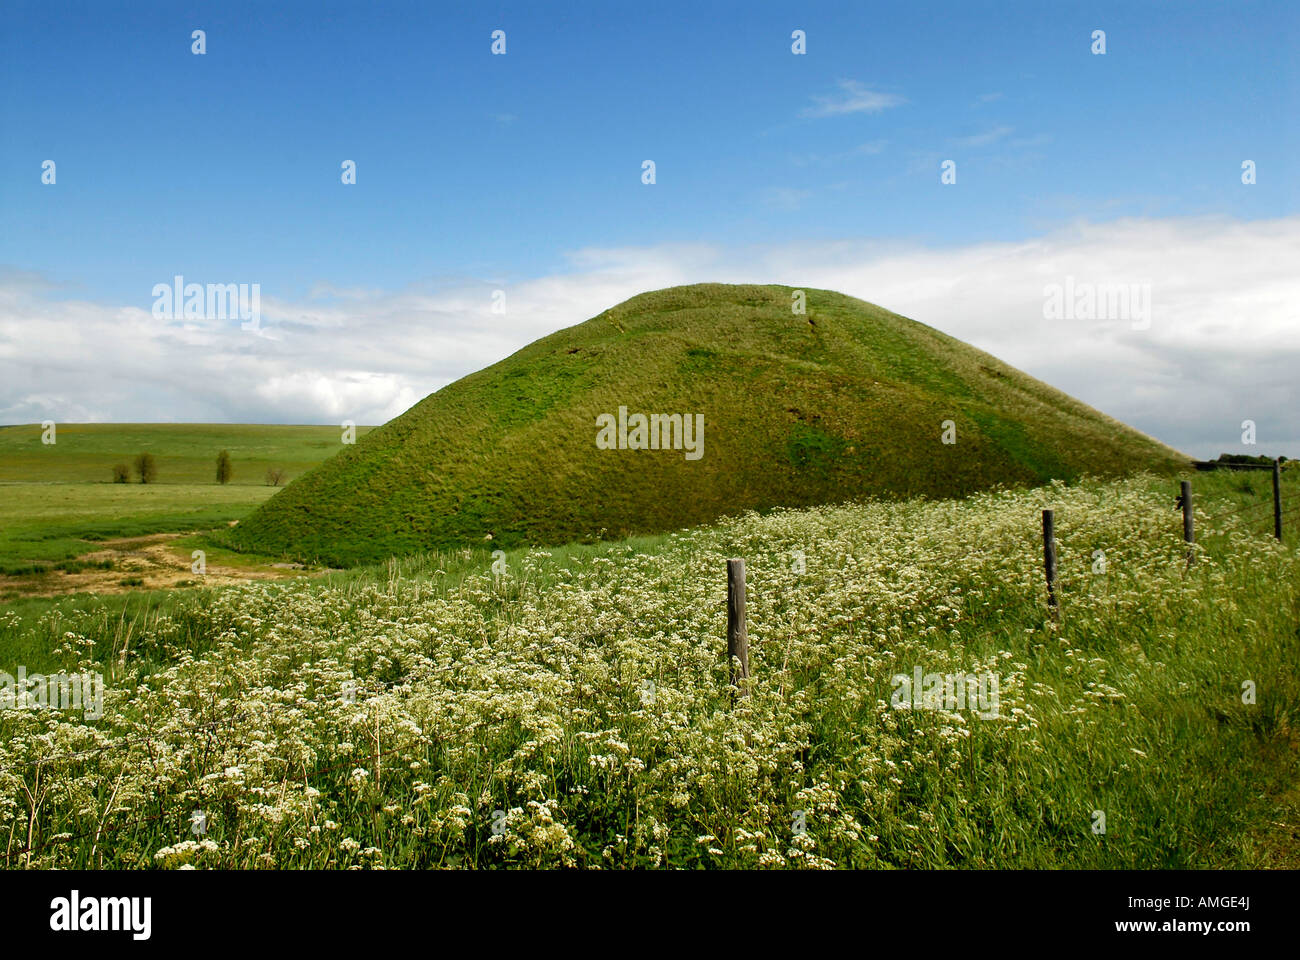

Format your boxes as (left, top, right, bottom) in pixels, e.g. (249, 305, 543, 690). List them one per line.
(3, 471, 1296, 869)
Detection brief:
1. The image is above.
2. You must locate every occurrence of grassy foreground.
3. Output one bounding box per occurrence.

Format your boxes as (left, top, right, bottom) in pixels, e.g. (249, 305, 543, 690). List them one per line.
(2, 467, 1297, 869)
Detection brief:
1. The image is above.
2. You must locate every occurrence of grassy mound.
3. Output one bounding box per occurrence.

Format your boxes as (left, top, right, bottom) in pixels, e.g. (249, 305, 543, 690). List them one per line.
(227, 283, 1187, 565)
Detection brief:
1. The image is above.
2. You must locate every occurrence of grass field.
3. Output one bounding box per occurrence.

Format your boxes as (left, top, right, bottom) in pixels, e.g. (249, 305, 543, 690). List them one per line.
(226, 284, 1188, 566)
(0, 423, 372, 580)
(0, 483, 276, 576)
(0, 423, 372, 485)
(3, 466, 1297, 869)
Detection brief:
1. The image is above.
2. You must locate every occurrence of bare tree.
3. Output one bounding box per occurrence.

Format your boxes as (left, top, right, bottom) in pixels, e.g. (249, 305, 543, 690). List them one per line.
(265, 467, 287, 486)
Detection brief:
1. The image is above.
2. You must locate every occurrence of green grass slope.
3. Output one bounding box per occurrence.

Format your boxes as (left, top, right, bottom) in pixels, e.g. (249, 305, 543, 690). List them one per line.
(227, 284, 1188, 566)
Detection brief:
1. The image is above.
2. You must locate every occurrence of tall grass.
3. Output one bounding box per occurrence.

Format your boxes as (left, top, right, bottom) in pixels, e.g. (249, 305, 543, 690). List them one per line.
(1, 469, 1297, 869)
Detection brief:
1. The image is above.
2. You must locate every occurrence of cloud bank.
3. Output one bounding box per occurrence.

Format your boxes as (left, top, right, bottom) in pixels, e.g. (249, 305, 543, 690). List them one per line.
(1, 215, 1297, 459)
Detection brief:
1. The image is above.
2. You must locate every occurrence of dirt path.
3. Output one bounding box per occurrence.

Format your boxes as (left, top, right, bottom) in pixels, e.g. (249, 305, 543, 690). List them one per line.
(0, 532, 311, 598)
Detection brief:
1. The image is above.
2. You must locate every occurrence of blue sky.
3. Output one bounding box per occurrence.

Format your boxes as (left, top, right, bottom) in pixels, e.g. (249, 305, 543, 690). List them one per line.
(3, 0, 1294, 301)
(0, 1, 1297, 456)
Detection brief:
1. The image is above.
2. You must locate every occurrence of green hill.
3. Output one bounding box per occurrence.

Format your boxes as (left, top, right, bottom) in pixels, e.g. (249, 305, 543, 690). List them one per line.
(226, 283, 1188, 565)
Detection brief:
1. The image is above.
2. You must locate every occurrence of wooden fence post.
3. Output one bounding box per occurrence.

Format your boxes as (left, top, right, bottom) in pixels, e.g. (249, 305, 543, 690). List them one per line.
(1041, 510, 1058, 619)
(726, 558, 750, 696)
(1181, 480, 1195, 563)
(1273, 458, 1283, 541)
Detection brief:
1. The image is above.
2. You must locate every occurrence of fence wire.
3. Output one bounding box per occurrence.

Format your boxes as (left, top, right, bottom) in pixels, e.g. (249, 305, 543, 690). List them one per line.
(5, 481, 1295, 866)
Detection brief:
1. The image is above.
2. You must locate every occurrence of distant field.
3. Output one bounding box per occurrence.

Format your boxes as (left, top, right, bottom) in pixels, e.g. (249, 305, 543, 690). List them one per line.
(0, 483, 277, 575)
(0, 423, 373, 579)
(0, 422, 373, 484)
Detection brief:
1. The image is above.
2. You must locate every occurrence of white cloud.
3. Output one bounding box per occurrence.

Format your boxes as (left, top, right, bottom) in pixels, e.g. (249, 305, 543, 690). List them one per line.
(952, 125, 1015, 148)
(2, 216, 1297, 458)
(760, 187, 813, 211)
(802, 80, 906, 118)
(790, 141, 888, 167)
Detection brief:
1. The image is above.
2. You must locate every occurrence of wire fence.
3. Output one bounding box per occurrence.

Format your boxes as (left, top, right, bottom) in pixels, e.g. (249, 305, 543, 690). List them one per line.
(4, 471, 1295, 866)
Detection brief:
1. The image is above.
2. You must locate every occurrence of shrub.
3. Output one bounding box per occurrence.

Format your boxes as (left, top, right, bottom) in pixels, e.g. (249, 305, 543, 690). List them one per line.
(1212, 453, 1288, 466)
(111, 464, 130, 483)
(216, 450, 233, 485)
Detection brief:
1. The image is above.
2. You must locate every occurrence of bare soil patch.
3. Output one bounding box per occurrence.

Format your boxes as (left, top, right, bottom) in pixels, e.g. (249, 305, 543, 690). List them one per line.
(0, 533, 305, 598)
